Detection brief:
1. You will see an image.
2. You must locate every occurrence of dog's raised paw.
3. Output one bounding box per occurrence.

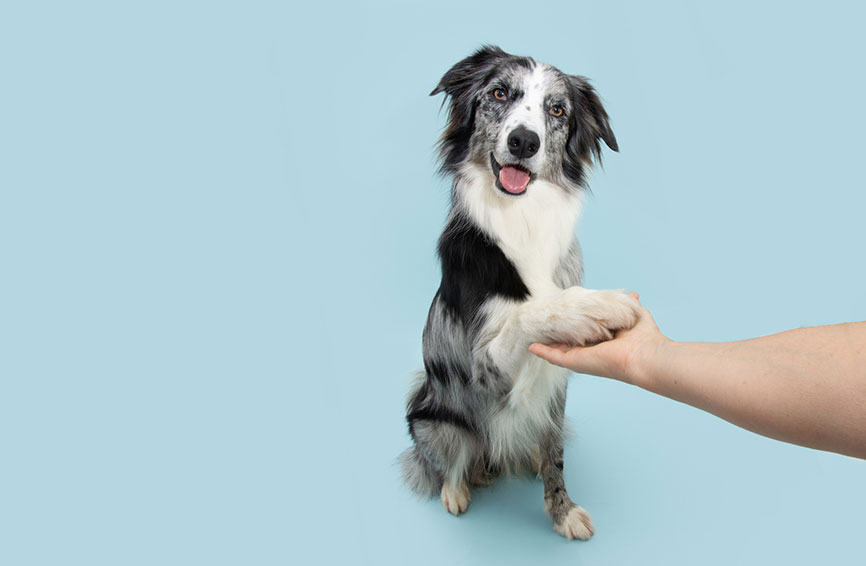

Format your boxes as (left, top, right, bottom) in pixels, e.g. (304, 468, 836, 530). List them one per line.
(441, 482, 470, 516)
(554, 505, 595, 540)
(544, 287, 640, 346)
(588, 289, 640, 332)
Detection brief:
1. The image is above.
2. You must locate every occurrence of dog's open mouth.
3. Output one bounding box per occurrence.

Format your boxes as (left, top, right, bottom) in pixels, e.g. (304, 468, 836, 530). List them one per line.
(491, 154, 532, 196)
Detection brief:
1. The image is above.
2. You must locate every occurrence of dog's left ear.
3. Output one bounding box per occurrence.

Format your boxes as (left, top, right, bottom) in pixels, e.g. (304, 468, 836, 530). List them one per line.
(567, 75, 618, 163)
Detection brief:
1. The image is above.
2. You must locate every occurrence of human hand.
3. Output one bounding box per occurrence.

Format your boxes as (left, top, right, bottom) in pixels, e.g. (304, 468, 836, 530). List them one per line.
(528, 292, 667, 386)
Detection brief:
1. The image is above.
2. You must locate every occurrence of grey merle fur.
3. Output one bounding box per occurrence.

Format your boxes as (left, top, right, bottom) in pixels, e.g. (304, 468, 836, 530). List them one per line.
(401, 45, 619, 535)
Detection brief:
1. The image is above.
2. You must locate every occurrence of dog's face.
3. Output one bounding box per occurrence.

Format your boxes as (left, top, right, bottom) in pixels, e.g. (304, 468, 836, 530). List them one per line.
(432, 46, 618, 196)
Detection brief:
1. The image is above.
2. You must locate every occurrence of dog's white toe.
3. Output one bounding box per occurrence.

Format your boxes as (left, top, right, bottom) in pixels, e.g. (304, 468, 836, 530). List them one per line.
(594, 290, 641, 331)
(441, 482, 471, 516)
(554, 505, 595, 540)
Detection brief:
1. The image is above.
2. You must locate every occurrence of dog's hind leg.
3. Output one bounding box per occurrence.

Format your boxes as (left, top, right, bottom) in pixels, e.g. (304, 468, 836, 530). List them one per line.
(440, 453, 472, 517)
(406, 419, 479, 516)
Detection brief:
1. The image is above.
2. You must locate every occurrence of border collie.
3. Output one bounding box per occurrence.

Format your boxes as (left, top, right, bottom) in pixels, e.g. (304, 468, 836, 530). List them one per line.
(401, 46, 639, 540)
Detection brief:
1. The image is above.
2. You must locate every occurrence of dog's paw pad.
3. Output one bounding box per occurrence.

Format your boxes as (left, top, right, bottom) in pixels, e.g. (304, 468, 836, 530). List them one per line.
(441, 482, 470, 516)
(554, 505, 595, 540)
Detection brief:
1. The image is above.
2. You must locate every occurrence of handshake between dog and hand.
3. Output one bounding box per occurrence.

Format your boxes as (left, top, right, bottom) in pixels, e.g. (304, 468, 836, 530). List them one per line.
(530, 292, 866, 460)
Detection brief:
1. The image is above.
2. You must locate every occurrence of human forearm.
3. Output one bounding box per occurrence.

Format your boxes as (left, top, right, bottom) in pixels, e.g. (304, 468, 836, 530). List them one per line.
(530, 297, 866, 459)
(634, 324, 866, 458)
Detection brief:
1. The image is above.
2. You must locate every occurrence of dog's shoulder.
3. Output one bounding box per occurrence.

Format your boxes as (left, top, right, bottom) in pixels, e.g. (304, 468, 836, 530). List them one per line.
(437, 213, 529, 320)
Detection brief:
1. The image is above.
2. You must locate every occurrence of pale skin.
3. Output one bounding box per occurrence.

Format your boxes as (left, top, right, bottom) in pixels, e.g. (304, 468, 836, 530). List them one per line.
(529, 293, 866, 460)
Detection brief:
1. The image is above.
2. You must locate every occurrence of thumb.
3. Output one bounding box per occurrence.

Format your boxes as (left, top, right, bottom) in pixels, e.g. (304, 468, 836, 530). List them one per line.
(529, 343, 584, 367)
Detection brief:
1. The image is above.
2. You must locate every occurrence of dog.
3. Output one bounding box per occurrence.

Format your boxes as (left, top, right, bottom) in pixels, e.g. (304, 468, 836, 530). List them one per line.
(400, 46, 640, 540)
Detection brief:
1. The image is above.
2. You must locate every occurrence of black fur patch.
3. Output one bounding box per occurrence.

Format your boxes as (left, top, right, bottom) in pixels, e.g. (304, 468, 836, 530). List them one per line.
(407, 386, 475, 436)
(423, 353, 470, 386)
(563, 75, 619, 186)
(437, 214, 530, 321)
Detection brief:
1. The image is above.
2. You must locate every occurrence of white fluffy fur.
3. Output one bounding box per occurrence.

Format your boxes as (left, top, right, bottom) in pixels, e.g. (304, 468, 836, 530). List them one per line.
(552, 505, 595, 540)
(441, 481, 471, 516)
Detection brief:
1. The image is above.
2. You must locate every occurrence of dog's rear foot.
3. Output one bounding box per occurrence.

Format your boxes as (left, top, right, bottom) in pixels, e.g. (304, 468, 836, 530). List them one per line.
(553, 505, 595, 540)
(441, 481, 470, 516)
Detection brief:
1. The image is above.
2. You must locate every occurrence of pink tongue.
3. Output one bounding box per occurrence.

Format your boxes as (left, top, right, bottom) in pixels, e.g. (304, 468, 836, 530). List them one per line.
(499, 166, 530, 193)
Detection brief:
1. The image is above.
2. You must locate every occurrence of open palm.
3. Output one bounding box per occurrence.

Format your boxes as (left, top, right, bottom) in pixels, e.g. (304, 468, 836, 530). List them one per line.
(528, 292, 664, 386)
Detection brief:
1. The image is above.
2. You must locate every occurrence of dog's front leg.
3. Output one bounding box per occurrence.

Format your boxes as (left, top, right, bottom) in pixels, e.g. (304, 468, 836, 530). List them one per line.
(540, 436, 595, 540)
(487, 286, 639, 375)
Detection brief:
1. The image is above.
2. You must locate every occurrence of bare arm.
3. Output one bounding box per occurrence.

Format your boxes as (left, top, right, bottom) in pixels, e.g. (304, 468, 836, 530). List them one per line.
(529, 294, 866, 459)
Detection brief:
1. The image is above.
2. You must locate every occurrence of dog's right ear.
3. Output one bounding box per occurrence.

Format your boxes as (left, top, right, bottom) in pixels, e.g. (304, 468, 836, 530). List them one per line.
(430, 45, 507, 98)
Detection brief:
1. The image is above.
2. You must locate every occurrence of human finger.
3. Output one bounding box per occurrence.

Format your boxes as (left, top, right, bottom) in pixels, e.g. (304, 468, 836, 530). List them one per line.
(528, 343, 575, 366)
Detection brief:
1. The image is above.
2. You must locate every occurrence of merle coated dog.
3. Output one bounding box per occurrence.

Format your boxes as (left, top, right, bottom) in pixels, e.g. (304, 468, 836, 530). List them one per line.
(401, 46, 639, 540)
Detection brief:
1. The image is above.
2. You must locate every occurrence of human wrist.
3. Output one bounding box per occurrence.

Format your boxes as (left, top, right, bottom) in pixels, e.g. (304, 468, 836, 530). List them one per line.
(627, 333, 675, 391)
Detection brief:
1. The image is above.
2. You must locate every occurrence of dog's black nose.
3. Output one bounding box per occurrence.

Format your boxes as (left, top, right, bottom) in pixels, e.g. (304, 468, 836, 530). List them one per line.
(507, 126, 540, 159)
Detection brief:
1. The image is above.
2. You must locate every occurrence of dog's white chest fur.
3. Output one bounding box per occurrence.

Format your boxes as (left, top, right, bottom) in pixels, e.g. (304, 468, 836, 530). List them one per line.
(459, 165, 581, 461)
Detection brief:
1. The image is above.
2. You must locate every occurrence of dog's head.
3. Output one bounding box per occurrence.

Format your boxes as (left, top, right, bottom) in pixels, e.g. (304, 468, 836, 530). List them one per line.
(432, 45, 618, 196)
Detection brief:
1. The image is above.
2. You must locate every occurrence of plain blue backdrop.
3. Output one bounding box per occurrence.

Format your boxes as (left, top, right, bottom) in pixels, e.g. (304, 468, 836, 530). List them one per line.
(1, 1, 864, 564)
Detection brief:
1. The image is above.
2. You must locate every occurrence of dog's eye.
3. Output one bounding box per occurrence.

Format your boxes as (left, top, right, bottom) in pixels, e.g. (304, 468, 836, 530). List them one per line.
(550, 105, 564, 117)
(492, 88, 508, 101)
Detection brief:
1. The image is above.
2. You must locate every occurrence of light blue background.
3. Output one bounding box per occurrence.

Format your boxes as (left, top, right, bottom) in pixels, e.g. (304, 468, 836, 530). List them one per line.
(1, 1, 864, 564)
